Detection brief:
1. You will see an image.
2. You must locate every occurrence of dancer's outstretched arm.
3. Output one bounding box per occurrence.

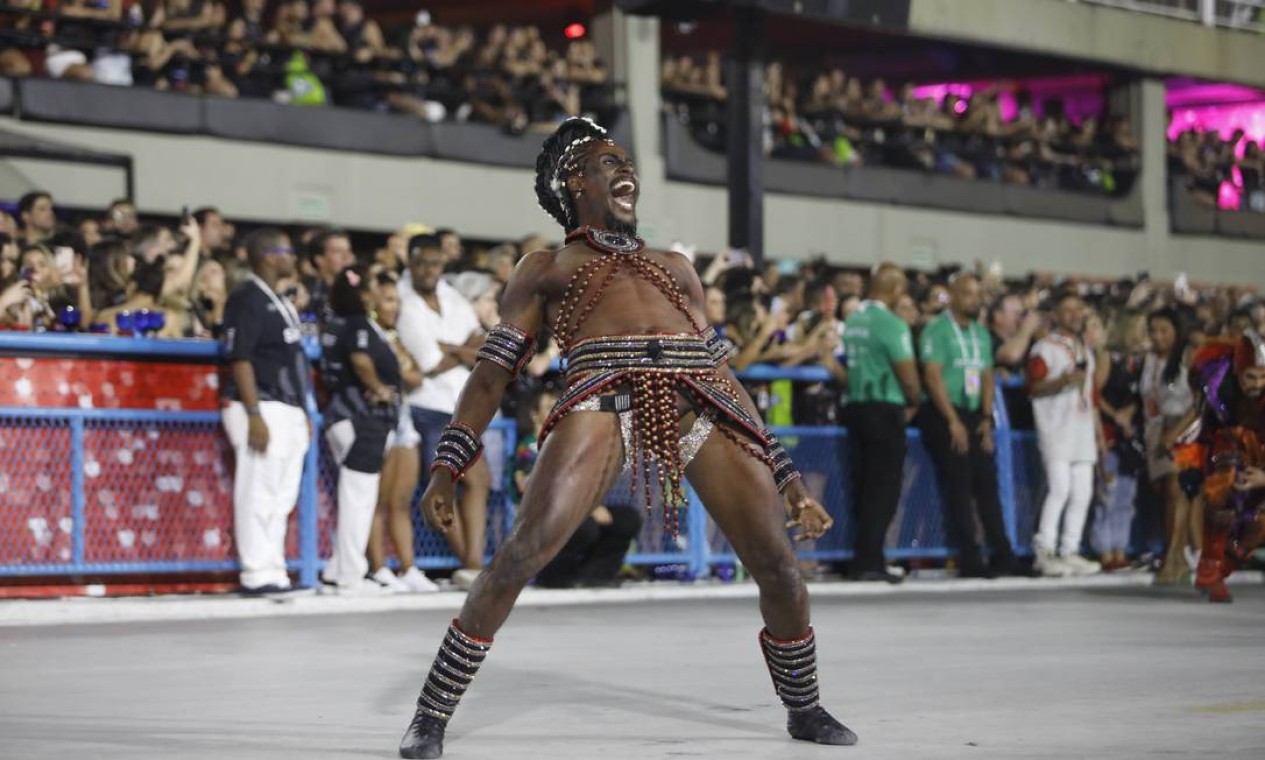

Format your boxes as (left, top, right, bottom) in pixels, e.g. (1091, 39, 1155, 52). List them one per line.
(421, 250, 552, 532)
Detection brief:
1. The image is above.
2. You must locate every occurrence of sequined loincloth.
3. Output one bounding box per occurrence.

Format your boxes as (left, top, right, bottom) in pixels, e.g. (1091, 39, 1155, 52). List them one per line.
(540, 332, 773, 532)
(570, 392, 716, 472)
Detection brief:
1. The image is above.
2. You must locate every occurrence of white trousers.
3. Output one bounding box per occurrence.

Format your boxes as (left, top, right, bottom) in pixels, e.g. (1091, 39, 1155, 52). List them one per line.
(1035, 458, 1095, 557)
(321, 419, 382, 587)
(223, 401, 310, 589)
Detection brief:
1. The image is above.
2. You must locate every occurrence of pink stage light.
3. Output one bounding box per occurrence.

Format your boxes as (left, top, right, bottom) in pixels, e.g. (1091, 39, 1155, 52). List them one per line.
(911, 75, 1107, 124)
(1166, 94, 1265, 210)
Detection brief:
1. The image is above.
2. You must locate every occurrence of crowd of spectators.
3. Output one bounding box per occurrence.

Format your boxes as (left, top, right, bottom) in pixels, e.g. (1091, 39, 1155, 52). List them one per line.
(695, 248, 1261, 424)
(0, 190, 560, 341)
(3, 189, 1258, 443)
(4, 187, 1262, 586)
(0, 191, 235, 337)
(663, 55, 1140, 196)
(696, 246, 1261, 577)
(0, 2, 617, 132)
(1168, 125, 1265, 212)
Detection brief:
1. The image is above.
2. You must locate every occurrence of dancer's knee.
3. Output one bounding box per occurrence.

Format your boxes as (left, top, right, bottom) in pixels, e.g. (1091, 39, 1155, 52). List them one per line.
(748, 552, 805, 598)
(487, 534, 559, 589)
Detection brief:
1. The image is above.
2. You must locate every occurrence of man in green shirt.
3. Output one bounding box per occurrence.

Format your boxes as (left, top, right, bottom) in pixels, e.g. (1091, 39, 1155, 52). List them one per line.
(918, 274, 1033, 578)
(842, 264, 921, 582)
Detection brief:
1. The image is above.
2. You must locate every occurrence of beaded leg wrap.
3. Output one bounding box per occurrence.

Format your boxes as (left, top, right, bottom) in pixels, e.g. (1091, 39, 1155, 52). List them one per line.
(759, 627, 858, 746)
(400, 620, 492, 759)
(760, 628, 820, 713)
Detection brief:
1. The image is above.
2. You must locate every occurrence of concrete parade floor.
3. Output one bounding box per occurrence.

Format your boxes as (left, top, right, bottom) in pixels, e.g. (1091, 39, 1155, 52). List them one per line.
(1, 582, 1263, 760)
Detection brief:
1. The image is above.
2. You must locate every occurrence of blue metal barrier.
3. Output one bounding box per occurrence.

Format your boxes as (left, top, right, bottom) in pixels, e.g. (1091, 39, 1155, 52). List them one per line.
(0, 407, 230, 576)
(0, 335, 1042, 584)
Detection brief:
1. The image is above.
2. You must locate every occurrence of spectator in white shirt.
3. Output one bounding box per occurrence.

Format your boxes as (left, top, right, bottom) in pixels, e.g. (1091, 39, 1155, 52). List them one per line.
(395, 234, 490, 589)
(1026, 291, 1103, 578)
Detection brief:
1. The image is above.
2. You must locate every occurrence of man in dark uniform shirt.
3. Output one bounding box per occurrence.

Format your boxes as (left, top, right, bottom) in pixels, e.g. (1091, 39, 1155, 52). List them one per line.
(221, 227, 312, 594)
(318, 265, 402, 592)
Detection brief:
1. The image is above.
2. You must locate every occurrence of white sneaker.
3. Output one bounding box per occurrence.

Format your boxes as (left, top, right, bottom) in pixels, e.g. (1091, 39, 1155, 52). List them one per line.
(452, 568, 482, 591)
(400, 566, 440, 593)
(371, 567, 411, 593)
(327, 578, 389, 596)
(1034, 547, 1071, 578)
(1062, 554, 1101, 576)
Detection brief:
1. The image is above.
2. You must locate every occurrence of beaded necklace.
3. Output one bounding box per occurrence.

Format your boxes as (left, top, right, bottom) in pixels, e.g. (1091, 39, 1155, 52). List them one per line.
(552, 226, 703, 354)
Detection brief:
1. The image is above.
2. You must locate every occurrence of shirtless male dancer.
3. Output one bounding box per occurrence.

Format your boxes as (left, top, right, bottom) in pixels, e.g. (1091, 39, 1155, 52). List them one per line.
(398, 117, 858, 758)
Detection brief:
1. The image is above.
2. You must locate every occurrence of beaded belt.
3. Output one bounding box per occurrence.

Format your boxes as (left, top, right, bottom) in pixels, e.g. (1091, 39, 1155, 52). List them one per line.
(564, 333, 721, 381)
(537, 333, 775, 534)
(538, 331, 743, 533)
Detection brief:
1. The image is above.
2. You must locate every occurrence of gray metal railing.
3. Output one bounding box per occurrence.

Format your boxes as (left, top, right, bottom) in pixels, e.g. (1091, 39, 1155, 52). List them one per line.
(1064, 0, 1265, 30)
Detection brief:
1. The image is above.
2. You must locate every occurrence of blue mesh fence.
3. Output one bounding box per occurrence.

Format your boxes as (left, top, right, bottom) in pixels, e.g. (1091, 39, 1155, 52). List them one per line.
(0, 413, 75, 572)
(1010, 432, 1047, 555)
(702, 427, 951, 570)
(0, 409, 232, 576)
(0, 395, 1051, 583)
(83, 416, 236, 571)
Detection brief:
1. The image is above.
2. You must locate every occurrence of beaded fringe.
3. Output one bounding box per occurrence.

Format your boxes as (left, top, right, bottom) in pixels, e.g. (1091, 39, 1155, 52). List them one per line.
(548, 232, 800, 531)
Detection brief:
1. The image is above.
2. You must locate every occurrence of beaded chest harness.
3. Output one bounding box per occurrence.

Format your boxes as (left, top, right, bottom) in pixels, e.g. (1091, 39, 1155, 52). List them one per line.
(545, 226, 787, 532)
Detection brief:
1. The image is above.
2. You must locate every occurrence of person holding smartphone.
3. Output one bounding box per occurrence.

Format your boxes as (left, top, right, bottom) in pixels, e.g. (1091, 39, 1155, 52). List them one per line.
(1026, 290, 1102, 577)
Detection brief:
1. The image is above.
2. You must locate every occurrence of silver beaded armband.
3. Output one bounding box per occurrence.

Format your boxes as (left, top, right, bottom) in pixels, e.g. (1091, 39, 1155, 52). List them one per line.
(763, 431, 802, 492)
(431, 423, 484, 481)
(476, 323, 537, 376)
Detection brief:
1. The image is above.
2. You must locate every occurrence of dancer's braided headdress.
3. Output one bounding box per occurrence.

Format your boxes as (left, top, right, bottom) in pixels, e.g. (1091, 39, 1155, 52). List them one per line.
(534, 117, 612, 231)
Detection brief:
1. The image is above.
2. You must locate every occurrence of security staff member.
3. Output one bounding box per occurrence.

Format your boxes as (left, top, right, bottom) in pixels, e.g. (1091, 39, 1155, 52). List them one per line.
(221, 228, 312, 594)
(918, 274, 1032, 579)
(842, 263, 921, 583)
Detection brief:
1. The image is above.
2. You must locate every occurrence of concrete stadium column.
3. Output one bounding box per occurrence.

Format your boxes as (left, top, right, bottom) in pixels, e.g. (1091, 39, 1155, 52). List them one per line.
(590, 8, 627, 85)
(596, 9, 674, 248)
(1138, 78, 1174, 276)
(725, 6, 766, 267)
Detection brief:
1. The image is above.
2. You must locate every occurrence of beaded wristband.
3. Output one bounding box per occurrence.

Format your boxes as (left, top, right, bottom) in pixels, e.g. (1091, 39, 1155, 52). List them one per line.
(703, 326, 730, 367)
(763, 431, 802, 492)
(431, 423, 484, 481)
(476, 323, 537, 376)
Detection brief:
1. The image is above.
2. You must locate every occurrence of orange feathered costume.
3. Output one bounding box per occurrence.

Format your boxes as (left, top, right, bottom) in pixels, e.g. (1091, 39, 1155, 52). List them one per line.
(1179, 336, 1265, 602)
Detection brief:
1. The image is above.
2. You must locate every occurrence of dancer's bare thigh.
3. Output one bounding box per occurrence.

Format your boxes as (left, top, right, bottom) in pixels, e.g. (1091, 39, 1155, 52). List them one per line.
(685, 428, 798, 571)
(499, 410, 627, 565)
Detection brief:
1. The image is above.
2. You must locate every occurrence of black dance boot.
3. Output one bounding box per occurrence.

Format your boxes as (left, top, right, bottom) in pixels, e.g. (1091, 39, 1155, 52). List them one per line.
(399, 619, 492, 759)
(759, 627, 858, 746)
